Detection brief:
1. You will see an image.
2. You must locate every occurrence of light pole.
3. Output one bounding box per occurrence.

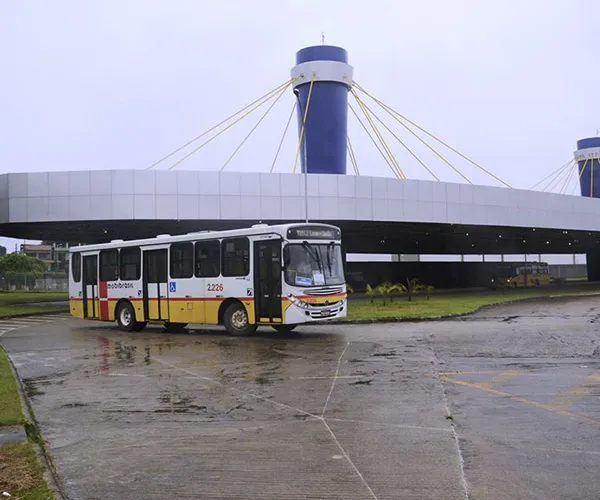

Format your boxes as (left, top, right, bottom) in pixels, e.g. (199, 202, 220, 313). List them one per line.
(294, 88, 309, 223)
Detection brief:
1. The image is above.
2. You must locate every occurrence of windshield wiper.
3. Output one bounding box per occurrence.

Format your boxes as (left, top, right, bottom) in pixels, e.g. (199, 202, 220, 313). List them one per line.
(301, 241, 323, 273)
(326, 242, 334, 275)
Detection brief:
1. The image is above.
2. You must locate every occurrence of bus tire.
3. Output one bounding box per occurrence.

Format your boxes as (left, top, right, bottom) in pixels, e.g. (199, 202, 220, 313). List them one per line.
(133, 322, 147, 332)
(116, 301, 136, 332)
(271, 325, 297, 333)
(223, 302, 257, 336)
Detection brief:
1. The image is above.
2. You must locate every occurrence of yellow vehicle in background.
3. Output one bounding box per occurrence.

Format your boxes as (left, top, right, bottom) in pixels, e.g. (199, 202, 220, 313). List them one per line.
(505, 262, 551, 287)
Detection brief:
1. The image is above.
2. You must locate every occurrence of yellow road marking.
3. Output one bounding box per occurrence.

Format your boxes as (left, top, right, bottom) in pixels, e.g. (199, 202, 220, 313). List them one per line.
(551, 371, 600, 412)
(439, 374, 600, 429)
(477, 370, 521, 390)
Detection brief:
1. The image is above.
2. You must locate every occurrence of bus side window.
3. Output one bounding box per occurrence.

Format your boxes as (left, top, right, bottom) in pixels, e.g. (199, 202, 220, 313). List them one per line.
(222, 238, 249, 277)
(99, 249, 119, 281)
(71, 253, 81, 283)
(170, 242, 194, 279)
(120, 247, 140, 281)
(195, 240, 220, 277)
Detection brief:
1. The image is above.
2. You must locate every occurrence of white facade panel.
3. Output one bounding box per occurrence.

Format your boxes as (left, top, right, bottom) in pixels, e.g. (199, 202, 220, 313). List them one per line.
(219, 172, 241, 196)
(89, 195, 112, 220)
(279, 174, 302, 197)
(176, 171, 199, 195)
(220, 195, 242, 219)
(133, 171, 156, 195)
(338, 197, 357, 220)
(355, 176, 372, 199)
(90, 171, 111, 195)
(9, 197, 27, 222)
(259, 173, 281, 196)
(177, 195, 200, 219)
(155, 195, 178, 219)
(48, 172, 70, 196)
(320, 196, 340, 219)
(134, 195, 156, 219)
(69, 196, 92, 220)
(112, 195, 134, 219)
(28, 197, 49, 221)
(318, 175, 339, 197)
(260, 196, 281, 219)
(198, 172, 220, 195)
(240, 195, 262, 219)
(337, 175, 356, 198)
(28, 172, 49, 197)
(356, 198, 373, 220)
(281, 196, 304, 219)
(198, 195, 221, 219)
(111, 170, 134, 195)
(155, 170, 178, 194)
(49, 196, 70, 220)
(8, 174, 28, 198)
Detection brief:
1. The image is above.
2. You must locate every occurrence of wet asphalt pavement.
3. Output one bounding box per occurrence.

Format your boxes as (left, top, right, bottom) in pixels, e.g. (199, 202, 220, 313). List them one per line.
(1, 297, 599, 500)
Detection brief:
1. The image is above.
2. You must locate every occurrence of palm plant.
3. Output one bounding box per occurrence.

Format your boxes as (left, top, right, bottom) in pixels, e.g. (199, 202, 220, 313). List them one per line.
(402, 277, 423, 302)
(424, 284, 434, 300)
(375, 281, 393, 306)
(365, 284, 376, 303)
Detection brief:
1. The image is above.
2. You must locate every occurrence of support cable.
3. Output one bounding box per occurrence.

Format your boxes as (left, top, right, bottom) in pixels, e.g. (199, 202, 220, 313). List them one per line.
(355, 91, 440, 181)
(350, 89, 406, 179)
(542, 162, 569, 192)
(348, 102, 400, 178)
(270, 101, 297, 173)
(547, 161, 575, 192)
(167, 83, 288, 170)
(572, 158, 589, 195)
(560, 161, 578, 195)
(350, 80, 471, 185)
(347, 136, 360, 175)
(530, 159, 573, 190)
(220, 83, 291, 172)
(146, 79, 293, 170)
(293, 74, 315, 174)
(542, 159, 574, 192)
(591, 158, 594, 198)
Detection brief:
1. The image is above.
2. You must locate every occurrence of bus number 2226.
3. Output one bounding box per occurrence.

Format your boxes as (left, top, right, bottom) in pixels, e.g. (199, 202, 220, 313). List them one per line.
(207, 283, 224, 292)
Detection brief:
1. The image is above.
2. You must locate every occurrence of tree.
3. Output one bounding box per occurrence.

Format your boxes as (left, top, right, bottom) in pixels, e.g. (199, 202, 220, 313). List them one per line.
(0, 253, 47, 275)
(0, 245, 6, 257)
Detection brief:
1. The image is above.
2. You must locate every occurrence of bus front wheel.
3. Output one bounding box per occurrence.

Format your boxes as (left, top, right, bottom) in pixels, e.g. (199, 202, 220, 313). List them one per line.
(223, 302, 257, 336)
(116, 302, 137, 332)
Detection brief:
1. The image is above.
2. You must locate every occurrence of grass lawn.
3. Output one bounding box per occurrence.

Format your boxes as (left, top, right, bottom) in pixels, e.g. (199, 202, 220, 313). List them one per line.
(0, 349, 54, 499)
(346, 287, 599, 321)
(0, 291, 68, 319)
(0, 292, 67, 305)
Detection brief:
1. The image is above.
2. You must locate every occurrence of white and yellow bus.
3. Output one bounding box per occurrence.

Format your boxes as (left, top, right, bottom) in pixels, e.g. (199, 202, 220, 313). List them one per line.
(69, 223, 347, 335)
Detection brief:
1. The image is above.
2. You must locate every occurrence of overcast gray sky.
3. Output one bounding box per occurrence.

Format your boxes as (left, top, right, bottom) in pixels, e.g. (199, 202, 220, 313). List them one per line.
(1, 0, 599, 252)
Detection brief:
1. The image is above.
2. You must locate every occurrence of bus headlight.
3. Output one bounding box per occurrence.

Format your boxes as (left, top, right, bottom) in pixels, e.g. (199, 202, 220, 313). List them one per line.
(289, 295, 310, 309)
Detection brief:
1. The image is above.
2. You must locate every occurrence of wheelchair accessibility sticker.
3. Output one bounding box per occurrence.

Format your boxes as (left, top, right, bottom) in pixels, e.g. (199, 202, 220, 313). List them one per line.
(169, 282, 176, 293)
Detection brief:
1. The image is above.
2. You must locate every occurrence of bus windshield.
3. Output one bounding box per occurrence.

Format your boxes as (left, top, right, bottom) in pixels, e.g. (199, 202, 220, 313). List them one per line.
(284, 243, 344, 287)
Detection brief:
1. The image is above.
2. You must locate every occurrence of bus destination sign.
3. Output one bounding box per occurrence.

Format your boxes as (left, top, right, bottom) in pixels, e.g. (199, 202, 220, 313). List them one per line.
(287, 226, 341, 240)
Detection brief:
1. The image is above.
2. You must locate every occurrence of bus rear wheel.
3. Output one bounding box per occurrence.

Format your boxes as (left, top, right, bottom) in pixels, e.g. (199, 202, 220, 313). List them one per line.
(116, 302, 137, 332)
(271, 325, 297, 334)
(223, 302, 257, 336)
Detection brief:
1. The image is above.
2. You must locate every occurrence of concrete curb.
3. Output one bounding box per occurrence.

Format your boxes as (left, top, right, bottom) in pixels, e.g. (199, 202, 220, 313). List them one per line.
(1, 343, 66, 499)
(331, 291, 600, 325)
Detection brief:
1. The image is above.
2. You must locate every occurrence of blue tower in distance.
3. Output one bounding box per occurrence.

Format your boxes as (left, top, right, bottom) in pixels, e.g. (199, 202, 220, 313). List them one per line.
(575, 137, 600, 281)
(291, 45, 354, 174)
(575, 137, 600, 197)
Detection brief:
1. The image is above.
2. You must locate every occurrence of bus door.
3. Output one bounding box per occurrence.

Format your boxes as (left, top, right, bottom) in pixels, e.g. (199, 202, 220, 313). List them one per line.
(254, 239, 282, 322)
(142, 249, 169, 321)
(82, 255, 98, 319)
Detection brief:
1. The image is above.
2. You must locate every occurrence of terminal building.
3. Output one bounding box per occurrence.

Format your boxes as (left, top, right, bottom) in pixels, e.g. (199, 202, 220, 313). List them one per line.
(0, 45, 599, 289)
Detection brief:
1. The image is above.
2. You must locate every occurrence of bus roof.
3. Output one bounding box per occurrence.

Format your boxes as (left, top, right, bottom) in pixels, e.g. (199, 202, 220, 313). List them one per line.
(69, 222, 341, 253)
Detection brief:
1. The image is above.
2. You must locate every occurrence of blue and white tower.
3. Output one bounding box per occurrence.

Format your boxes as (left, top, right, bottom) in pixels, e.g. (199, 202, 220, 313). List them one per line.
(574, 137, 600, 281)
(574, 137, 600, 197)
(291, 45, 354, 174)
